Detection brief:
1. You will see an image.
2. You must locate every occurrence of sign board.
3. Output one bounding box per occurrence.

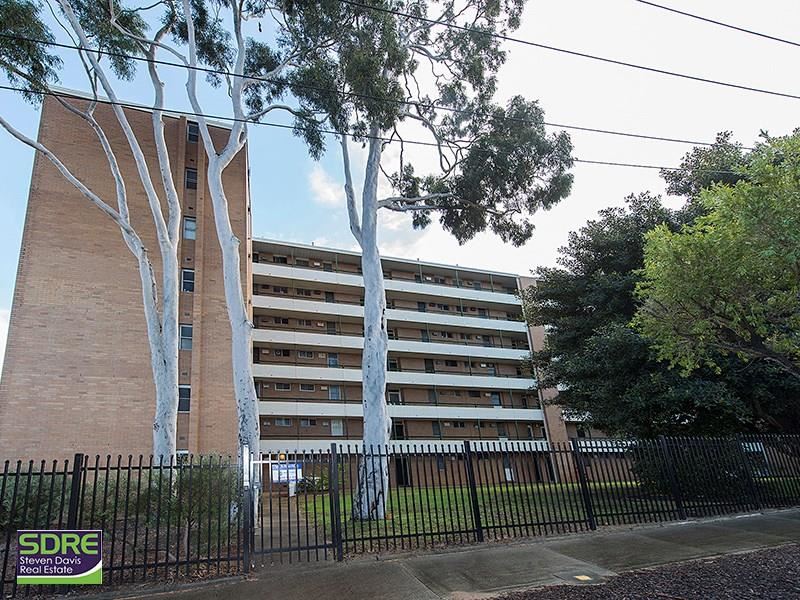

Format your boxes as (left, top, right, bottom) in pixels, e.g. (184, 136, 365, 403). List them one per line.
(271, 463, 303, 483)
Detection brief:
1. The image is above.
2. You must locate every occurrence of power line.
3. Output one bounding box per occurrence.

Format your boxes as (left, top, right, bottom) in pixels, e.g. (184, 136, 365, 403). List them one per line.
(634, 0, 800, 48)
(337, 0, 800, 101)
(0, 32, 737, 149)
(0, 83, 745, 176)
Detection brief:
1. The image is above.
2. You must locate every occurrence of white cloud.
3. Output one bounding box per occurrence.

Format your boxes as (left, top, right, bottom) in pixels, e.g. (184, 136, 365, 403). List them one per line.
(0, 308, 9, 375)
(308, 164, 343, 207)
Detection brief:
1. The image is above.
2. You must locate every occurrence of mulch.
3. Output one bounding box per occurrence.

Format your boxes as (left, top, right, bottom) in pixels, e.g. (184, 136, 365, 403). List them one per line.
(499, 543, 800, 600)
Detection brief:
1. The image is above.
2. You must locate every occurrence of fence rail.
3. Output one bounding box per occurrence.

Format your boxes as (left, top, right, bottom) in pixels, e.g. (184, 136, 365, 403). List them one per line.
(3, 434, 800, 596)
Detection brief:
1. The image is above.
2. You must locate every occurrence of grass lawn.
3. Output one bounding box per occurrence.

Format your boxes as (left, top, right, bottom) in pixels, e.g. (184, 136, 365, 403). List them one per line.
(308, 480, 681, 547)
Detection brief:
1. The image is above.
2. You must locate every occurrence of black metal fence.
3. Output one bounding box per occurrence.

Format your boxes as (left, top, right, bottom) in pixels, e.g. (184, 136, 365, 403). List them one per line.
(249, 435, 800, 562)
(3, 435, 800, 596)
(1, 455, 242, 598)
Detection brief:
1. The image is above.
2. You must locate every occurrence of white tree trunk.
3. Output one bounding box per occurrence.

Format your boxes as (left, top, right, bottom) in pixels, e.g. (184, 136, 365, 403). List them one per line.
(206, 162, 260, 455)
(353, 132, 391, 520)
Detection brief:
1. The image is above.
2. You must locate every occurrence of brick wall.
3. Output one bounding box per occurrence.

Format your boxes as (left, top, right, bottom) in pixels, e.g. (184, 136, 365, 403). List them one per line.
(0, 97, 249, 460)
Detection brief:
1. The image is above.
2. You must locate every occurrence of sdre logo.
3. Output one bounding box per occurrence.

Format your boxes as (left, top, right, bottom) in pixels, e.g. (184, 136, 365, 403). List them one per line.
(17, 530, 102, 585)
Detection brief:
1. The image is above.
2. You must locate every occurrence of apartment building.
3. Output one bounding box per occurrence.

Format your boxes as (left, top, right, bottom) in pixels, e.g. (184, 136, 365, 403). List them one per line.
(0, 96, 578, 461)
(0, 95, 249, 459)
(250, 240, 572, 454)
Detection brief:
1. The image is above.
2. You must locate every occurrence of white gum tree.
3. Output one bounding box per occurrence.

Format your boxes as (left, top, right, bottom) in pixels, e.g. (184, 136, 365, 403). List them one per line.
(0, 0, 186, 460)
(276, 0, 575, 519)
(104, 0, 337, 456)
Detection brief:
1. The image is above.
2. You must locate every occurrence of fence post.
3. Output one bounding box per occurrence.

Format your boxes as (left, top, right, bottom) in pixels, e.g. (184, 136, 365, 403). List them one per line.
(66, 453, 84, 529)
(570, 439, 596, 530)
(463, 441, 484, 542)
(329, 443, 344, 561)
(658, 436, 686, 520)
(735, 435, 761, 511)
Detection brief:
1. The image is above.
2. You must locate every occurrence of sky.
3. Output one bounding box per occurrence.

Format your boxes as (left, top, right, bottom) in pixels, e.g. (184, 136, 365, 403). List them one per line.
(1, 0, 800, 371)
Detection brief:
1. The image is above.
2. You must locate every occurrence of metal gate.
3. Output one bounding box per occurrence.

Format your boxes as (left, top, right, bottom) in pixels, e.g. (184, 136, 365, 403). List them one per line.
(243, 445, 343, 565)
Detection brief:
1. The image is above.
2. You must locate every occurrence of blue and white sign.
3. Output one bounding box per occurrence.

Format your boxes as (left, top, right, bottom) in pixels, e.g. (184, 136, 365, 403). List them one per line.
(271, 463, 303, 483)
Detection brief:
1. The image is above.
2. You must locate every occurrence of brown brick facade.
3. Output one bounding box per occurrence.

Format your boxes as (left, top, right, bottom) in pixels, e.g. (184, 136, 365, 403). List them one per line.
(0, 97, 249, 460)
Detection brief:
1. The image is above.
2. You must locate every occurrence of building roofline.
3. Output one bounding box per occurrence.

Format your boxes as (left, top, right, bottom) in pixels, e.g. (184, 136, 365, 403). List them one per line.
(252, 237, 522, 279)
(49, 86, 234, 131)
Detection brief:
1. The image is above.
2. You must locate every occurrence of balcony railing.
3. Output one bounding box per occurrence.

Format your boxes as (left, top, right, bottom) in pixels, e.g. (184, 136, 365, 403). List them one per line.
(253, 359, 529, 379)
(252, 323, 530, 351)
(256, 396, 541, 410)
(252, 289, 525, 322)
(253, 257, 519, 295)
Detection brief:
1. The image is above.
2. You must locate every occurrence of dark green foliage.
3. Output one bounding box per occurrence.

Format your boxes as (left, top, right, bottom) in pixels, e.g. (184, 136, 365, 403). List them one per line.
(525, 189, 800, 438)
(0, 470, 68, 530)
(661, 131, 749, 200)
(631, 439, 750, 502)
(68, 0, 148, 79)
(0, 0, 62, 102)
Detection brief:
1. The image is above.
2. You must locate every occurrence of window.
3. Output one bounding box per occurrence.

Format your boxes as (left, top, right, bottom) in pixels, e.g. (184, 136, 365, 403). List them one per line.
(327, 353, 339, 367)
(428, 389, 438, 404)
(178, 386, 191, 412)
(432, 421, 442, 438)
(298, 320, 313, 327)
(181, 269, 195, 292)
(417, 302, 427, 312)
(273, 316, 289, 325)
(469, 390, 480, 398)
(179, 324, 193, 350)
(296, 288, 312, 297)
(275, 418, 292, 427)
(274, 349, 291, 357)
(187, 121, 199, 142)
(300, 383, 315, 392)
(436, 456, 445, 470)
(184, 168, 198, 189)
(298, 350, 314, 359)
(388, 358, 400, 372)
(182, 217, 197, 240)
(444, 360, 458, 367)
(490, 392, 502, 407)
(452, 421, 466, 429)
(275, 383, 291, 391)
(273, 286, 289, 294)
(328, 386, 341, 401)
(325, 291, 335, 303)
(295, 258, 309, 267)
(473, 281, 482, 290)
(388, 390, 402, 405)
(300, 418, 317, 428)
(272, 255, 288, 264)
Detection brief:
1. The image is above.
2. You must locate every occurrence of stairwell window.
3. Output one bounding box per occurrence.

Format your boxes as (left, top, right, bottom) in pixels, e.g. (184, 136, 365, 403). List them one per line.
(178, 386, 191, 412)
(181, 269, 195, 292)
(187, 121, 200, 142)
(179, 324, 193, 350)
(182, 217, 196, 240)
(185, 168, 198, 190)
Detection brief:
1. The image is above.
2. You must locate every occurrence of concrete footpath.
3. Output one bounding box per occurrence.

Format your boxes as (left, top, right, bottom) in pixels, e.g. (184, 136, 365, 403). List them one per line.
(116, 509, 800, 600)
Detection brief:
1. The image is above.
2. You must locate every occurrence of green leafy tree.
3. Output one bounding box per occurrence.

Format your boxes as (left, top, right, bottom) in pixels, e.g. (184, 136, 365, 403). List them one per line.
(525, 191, 800, 437)
(635, 132, 800, 388)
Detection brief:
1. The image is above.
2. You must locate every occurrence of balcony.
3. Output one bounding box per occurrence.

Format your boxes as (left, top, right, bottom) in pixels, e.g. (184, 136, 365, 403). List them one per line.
(252, 295, 529, 332)
(253, 253, 519, 296)
(252, 364, 535, 390)
(259, 438, 551, 453)
(253, 262, 521, 305)
(252, 328, 529, 361)
(258, 400, 543, 421)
